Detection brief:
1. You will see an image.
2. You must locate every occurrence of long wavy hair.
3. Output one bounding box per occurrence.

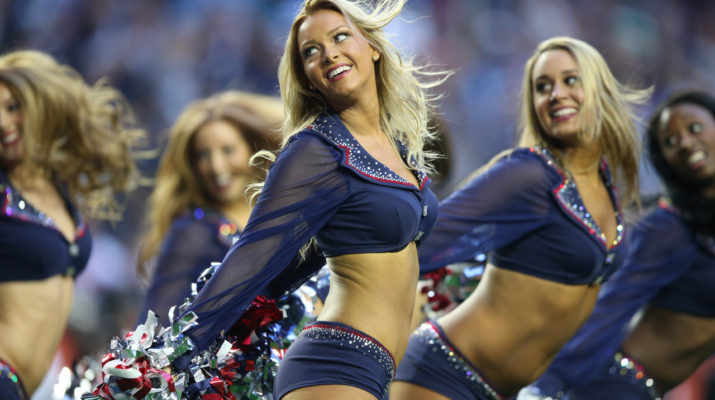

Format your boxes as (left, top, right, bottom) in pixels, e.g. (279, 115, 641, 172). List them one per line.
(517, 37, 651, 203)
(275, 0, 451, 171)
(645, 89, 715, 234)
(0, 50, 143, 219)
(137, 91, 282, 279)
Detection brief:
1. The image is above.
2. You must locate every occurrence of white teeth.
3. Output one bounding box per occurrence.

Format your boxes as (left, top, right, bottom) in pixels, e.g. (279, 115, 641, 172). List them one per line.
(328, 65, 351, 79)
(688, 150, 706, 166)
(552, 108, 577, 117)
(1, 132, 18, 144)
(215, 175, 231, 186)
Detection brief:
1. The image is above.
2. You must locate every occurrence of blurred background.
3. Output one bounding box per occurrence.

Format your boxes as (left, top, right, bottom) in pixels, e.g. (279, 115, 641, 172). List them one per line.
(0, 0, 713, 398)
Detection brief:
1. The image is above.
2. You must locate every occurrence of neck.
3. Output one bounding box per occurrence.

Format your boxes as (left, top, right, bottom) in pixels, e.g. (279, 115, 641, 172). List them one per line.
(561, 143, 601, 177)
(704, 183, 715, 199)
(6, 161, 51, 190)
(220, 198, 253, 227)
(338, 101, 383, 140)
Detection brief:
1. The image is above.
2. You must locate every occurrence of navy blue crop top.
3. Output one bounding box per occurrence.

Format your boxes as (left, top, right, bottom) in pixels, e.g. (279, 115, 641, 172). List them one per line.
(419, 146, 626, 285)
(139, 207, 240, 326)
(644, 204, 715, 316)
(530, 201, 715, 394)
(0, 171, 91, 281)
(178, 111, 438, 353)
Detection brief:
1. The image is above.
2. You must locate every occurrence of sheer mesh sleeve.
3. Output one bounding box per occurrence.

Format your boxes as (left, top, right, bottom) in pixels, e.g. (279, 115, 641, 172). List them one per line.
(534, 207, 696, 394)
(419, 150, 554, 272)
(139, 217, 230, 326)
(180, 132, 349, 352)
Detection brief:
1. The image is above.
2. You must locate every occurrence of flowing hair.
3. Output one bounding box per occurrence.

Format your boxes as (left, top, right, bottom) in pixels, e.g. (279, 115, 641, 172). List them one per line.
(517, 37, 651, 203)
(254, 0, 450, 173)
(0, 50, 144, 219)
(137, 91, 282, 280)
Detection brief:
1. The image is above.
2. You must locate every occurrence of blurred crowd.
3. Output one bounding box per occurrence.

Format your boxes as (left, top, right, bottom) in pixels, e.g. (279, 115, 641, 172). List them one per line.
(0, 0, 713, 398)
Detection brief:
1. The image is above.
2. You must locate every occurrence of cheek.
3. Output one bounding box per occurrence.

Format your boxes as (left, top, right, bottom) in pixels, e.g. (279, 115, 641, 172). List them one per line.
(194, 160, 211, 179)
(230, 151, 252, 172)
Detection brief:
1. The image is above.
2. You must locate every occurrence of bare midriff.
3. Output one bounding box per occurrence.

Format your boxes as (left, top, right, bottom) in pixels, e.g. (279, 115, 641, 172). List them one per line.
(622, 306, 715, 392)
(436, 264, 600, 396)
(0, 275, 75, 394)
(318, 242, 419, 364)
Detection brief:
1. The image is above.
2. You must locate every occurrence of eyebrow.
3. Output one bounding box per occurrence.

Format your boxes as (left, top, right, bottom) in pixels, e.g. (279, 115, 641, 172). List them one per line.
(299, 24, 350, 48)
(534, 69, 579, 81)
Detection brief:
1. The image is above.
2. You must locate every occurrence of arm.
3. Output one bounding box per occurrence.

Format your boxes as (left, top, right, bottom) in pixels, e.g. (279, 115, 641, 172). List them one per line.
(180, 133, 349, 353)
(138, 217, 229, 327)
(419, 150, 554, 272)
(534, 208, 697, 394)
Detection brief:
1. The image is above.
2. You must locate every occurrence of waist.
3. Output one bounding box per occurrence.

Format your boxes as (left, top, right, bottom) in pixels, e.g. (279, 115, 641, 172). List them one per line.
(320, 247, 419, 360)
(0, 279, 74, 392)
(436, 265, 600, 393)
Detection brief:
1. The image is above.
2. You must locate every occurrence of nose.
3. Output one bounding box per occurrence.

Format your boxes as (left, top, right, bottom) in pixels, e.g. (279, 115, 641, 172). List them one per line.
(549, 83, 567, 101)
(679, 132, 696, 151)
(208, 153, 226, 175)
(322, 46, 339, 65)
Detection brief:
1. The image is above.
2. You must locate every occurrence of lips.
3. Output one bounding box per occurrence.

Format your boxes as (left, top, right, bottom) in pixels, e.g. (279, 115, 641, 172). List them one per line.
(213, 174, 232, 191)
(686, 150, 707, 168)
(550, 107, 577, 122)
(1, 131, 19, 146)
(326, 64, 351, 81)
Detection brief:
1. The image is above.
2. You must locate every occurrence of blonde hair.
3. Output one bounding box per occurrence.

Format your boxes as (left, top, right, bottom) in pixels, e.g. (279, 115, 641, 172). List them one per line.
(0, 50, 144, 219)
(517, 37, 651, 203)
(137, 91, 283, 279)
(276, 0, 451, 169)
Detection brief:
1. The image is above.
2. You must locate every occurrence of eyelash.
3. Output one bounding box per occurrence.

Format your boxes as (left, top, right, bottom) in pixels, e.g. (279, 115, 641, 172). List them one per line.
(301, 31, 351, 59)
(534, 76, 579, 93)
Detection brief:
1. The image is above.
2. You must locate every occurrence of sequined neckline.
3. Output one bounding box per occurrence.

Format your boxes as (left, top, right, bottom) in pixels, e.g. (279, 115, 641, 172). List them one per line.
(0, 172, 86, 241)
(530, 146, 625, 251)
(307, 113, 429, 191)
(186, 206, 241, 247)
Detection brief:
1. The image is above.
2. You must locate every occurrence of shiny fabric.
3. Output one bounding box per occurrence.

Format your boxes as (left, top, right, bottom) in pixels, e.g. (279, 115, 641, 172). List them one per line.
(138, 208, 239, 326)
(274, 321, 395, 400)
(563, 352, 661, 400)
(418, 146, 626, 285)
(395, 321, 504, 400)
(531, 201, 714, 397)
(0, 171, 91, 282)
(0, 358, 27, 400)
(178, 111, 438, 355)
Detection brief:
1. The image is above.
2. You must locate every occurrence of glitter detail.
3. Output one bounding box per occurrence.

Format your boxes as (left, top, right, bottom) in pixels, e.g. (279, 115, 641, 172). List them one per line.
(608, 352, 662, 400)
(307, 114, 429, 190)
(531, 146, 624, 278)
(300, 322, 395, 387)
(0, 178, 86, 241)
(187, 207, 241, 247)
(0, 358, 28, 400)
(416, 322, 504, 400)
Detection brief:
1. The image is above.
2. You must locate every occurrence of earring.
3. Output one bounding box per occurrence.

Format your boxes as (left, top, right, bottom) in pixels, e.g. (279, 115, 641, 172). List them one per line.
(373, 54, 380, 61)
(309, 83, 316, 91)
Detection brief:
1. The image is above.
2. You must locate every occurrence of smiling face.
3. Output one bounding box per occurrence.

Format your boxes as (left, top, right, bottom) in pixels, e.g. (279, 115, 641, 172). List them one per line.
(0, 82, 24, 167)
(297, 8, 379, 109)
(657, 102, 715, 185)
(531, 49, 585, 145)
(193, 119, 254, 205)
